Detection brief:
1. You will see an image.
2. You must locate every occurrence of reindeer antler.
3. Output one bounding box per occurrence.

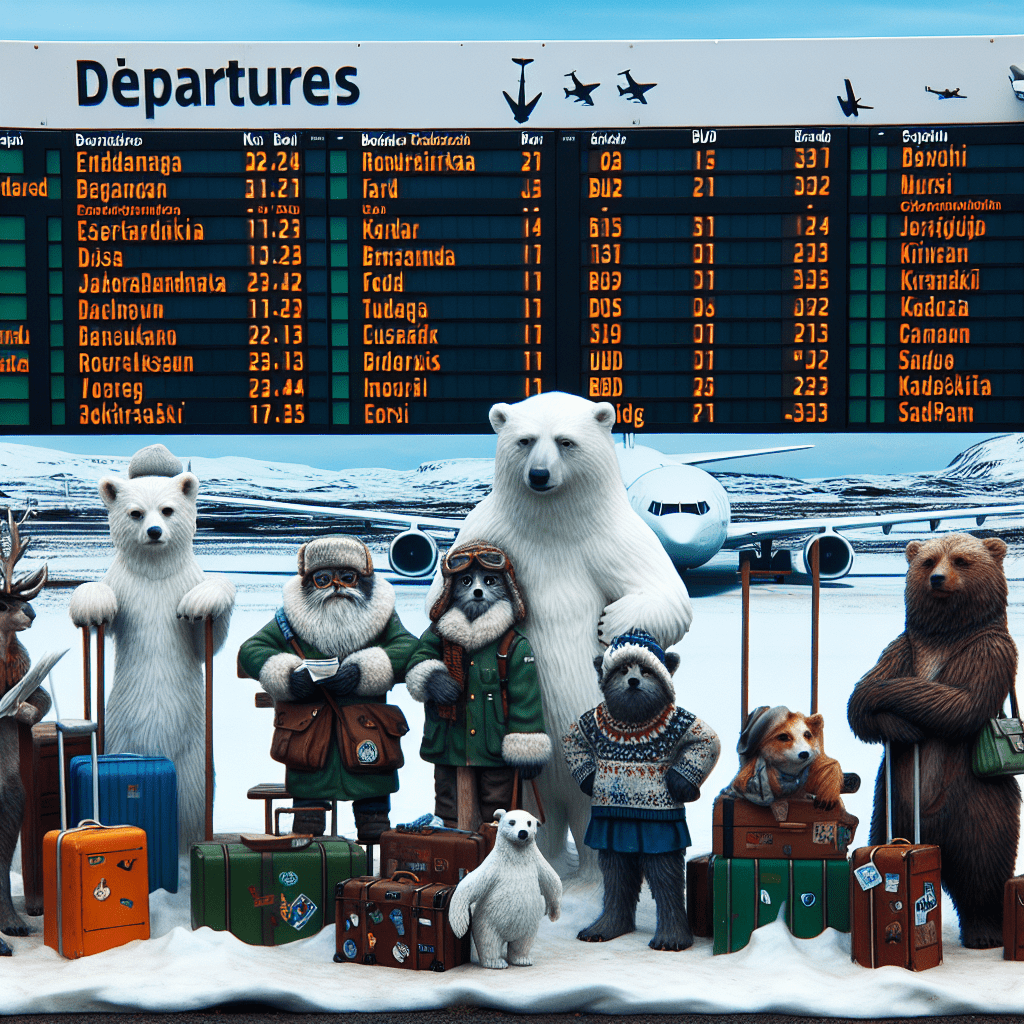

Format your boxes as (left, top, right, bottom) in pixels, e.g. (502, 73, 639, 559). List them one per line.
(0, 507, 47, 600)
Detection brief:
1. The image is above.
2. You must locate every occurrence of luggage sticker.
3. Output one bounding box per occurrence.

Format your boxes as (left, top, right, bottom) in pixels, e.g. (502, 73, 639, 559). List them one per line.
(885, 873, 900, 893)
(126, 784, 140, 799)
(800, 893, 816, 907)
(745, 831, 773, 847)
(916, 919, 939, 949)
(343, 939, 358, 959)
(393, 942, 410, 963)
(93, 878, 110, 901)
(812, 822, 836, 845)
(349, 913, 360, 929)
(885, 922, 902, 944)
(88, 855, 104, 866)
(914, 882, 938, 926)
(418, 944, 435, 953)
(117, 859, 136, 872)
(759, 889, 771, 905)
(369, 909, 384, 924)
(390, 908, 405, 935)
(120, 898, 133, 909)
(279, 871, 298, 887)
(368, 933, 377, 950)
(357, 740, 380, 765)
(853, 863, 882, 891)
(889, 901, 903, 912)
(419, 918, 431, 927)
(280, 893, 317, 932)
(248, 886, 274, 908)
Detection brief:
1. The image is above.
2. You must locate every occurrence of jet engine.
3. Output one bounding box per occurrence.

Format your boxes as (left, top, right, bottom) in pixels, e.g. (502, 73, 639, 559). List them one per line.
(800, 531, 855, 580)
(388, 529, 439, 578)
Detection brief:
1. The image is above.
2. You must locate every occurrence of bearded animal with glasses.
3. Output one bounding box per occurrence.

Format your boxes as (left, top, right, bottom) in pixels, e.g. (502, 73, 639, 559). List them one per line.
(238, 535, 417, 842)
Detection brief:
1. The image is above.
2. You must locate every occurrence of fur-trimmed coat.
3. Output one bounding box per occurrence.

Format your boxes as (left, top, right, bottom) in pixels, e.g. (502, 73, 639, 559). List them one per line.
(238, 577, 417, 801)
(405, 603, 550, 770)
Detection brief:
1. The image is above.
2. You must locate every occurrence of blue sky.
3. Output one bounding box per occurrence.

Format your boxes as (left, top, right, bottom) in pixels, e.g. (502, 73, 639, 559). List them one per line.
(4, 0, 1022, 42)
(5, 2, 1020, 475)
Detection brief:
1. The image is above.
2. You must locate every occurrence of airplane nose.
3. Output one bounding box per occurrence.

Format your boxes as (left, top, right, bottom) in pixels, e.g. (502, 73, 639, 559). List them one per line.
(528, 468, 549, 489)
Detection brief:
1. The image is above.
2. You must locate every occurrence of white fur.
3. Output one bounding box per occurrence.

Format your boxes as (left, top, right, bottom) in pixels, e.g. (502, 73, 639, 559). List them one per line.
(449, 809, 561, 969)
(68, 470, 235, 853)
(426, 392, 692, 875)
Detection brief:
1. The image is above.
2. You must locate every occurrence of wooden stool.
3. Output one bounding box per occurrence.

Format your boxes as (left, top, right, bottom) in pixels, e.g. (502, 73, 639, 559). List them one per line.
(246, 782, 339, 837)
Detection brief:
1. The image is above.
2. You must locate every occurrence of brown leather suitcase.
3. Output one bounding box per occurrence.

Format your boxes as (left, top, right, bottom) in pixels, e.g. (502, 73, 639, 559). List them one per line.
(1003, 876, 1024, 959)
(378, 826, 489, 885)
(850, 743, 942, 971)
(18, 722, 90, 916)
(686, 853, 714, 938)
(712, 793, 858, 860)
(334, 872, 469, 971)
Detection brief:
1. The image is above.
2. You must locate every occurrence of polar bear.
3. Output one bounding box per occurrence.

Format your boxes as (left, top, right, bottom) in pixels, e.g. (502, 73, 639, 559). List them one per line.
(449, 808, 561, 968)
(69, 444, 235, 852)
(426, 392, 693, 874)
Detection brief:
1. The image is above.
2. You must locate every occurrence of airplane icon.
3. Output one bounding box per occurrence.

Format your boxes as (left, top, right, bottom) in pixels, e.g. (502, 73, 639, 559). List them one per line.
(925, 86, 966, 99)
(837, 79, 873, 117)
(564, 71, 599, 106)
(617, 69, 656, 104)
(503, 57, 542, 124)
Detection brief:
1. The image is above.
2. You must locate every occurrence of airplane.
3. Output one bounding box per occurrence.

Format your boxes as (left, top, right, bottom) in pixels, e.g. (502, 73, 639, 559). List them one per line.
(199, 441, 1024, 585)
(617, 70, 656, 104)
(564, 71, 599, 106)
(503, 57, 542, 125)
(1010, 66, 1024, 101)
(837, 79, 873, 117)
(925, 86, 966, 99)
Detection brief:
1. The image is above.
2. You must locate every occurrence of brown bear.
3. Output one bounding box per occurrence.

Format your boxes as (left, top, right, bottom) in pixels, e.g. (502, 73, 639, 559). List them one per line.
(847, 532, 1020, 948)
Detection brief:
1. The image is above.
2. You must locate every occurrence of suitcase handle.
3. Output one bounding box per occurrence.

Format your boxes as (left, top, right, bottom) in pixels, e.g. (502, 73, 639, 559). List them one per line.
(775, 822, 808, 832)
(390, 870, 421, 883)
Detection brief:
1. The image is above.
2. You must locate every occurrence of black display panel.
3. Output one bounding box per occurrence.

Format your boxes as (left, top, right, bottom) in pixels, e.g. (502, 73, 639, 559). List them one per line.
(0, 124, 1020, 432)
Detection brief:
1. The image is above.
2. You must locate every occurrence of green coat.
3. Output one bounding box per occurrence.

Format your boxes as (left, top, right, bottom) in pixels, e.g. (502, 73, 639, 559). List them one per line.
(239, 611, 418, 801)
(408, 627, 546, 768)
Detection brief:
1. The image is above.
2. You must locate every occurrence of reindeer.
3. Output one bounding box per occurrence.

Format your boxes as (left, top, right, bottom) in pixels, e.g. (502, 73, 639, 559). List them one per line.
(0, 509, 48, 952)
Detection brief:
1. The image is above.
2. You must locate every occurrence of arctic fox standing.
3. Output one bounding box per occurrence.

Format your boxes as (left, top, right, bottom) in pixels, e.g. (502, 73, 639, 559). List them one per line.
(69, 445, 235, 852)
(427, 393, 693, 874)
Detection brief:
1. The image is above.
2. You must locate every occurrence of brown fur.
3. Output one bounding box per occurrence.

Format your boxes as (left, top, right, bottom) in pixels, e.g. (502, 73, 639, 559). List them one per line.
(0, 601, 50, 939)
(847, 532, 1020, 948)
(732, 712, 845, 809)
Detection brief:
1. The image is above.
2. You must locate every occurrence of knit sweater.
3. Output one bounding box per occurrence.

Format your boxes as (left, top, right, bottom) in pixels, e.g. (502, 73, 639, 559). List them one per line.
(563, 703, 720, 819)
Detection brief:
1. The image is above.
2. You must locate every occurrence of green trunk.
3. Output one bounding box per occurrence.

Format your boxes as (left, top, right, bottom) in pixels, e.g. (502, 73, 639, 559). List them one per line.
(711, 856, 850, 954)
(190, 838, 366, 946)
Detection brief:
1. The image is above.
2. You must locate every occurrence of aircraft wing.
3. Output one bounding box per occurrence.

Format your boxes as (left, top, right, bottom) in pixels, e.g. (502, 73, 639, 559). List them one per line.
(725, 503, 1024, 546)
(200, 493, 462, 533)
(663, 445, 813, 466)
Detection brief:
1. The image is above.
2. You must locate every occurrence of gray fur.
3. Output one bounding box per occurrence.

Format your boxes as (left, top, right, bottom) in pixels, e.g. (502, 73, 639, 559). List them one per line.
(0, 600, 49, 940)
(449, 567, 510, 623)
(425, 666, 461, 705)
(597, 655, 679, 725)
(577, 849, 641, 942)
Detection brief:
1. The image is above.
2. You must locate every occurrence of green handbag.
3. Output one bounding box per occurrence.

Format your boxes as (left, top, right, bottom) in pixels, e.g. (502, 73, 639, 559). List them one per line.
(972, 684, 1024, 777)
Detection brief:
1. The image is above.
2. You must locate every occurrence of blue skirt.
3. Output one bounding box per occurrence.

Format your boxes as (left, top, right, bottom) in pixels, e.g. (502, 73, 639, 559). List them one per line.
(584, 814, 692, 854)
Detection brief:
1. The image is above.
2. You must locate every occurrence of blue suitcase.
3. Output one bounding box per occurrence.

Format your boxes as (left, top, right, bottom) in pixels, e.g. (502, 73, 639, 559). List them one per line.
(69, 753, 178, 894)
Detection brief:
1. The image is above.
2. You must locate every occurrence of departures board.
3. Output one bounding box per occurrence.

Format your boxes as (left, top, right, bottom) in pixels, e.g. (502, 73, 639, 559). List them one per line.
(0, 38, 1022, 434)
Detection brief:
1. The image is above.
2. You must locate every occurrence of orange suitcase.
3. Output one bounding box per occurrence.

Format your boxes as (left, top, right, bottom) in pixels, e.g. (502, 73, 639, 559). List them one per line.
(42, 719, 150, 959)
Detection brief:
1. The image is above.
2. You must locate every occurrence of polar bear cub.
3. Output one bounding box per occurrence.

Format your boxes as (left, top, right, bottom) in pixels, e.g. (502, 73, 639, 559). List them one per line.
(449, 809, 562, 969)
(69, 444, 235, 852)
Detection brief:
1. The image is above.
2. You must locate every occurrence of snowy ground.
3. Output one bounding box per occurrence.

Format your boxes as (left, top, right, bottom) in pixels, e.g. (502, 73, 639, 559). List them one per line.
(4, 542, 1024, 1015)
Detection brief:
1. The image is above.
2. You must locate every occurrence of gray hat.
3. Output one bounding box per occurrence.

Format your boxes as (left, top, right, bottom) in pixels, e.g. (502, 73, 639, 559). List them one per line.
(127, 443, 183, 479)
(736, 705, 792, 764)
(297, 535, 374, 577)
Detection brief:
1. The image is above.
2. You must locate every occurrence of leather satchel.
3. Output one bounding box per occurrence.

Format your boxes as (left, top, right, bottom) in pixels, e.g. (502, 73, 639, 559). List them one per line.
(972, 684, 1024, 777)
(270, 701, 333, 771)
(334, 702, 409, 774)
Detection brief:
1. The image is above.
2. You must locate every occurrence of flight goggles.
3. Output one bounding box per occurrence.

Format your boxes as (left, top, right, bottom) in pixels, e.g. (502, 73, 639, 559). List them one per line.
(310, 567, 362, 589)
(442, 546, 509, 575)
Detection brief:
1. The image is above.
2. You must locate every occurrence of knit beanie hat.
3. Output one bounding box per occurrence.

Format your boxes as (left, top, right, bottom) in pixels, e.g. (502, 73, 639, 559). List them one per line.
(127, 443, 183, 478)
(297, 535, 374, 577)
(598, 628, 675, 699)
